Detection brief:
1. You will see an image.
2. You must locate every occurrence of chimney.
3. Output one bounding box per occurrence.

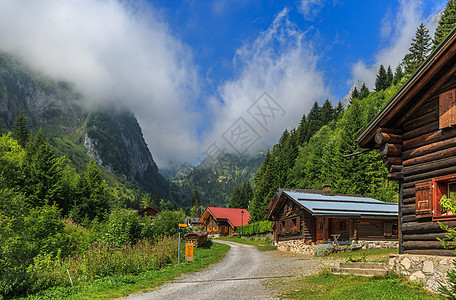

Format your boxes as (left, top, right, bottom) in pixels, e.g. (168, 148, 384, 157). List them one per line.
(323, 184, 331, 194)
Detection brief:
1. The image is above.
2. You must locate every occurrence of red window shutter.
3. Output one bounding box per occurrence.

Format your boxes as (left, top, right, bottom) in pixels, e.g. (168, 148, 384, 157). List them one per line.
(439, 89, 456, 129)
(296, 216, 301, 232)
(415, 181, 433, 218)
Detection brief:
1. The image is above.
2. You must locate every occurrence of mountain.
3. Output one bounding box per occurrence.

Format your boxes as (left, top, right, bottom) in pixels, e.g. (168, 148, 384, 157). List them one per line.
(167, 152, 265, 208)
(0, 53, 168, 196)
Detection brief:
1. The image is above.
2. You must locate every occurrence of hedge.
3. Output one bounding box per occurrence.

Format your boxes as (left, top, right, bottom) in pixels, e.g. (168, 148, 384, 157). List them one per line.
(237, 221, 273, 236)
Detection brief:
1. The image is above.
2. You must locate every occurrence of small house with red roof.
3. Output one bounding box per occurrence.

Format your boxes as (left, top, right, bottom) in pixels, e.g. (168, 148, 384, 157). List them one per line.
(199, 207, 250, 236)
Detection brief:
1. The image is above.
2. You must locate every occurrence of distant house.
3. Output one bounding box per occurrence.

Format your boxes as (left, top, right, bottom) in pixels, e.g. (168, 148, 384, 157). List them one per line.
(137, 206, 160, 221)
(199, 207, 250, 236)
(355, 26, 456, 256)
(266, 188, 398, 244)
(185, 217, 200, 227)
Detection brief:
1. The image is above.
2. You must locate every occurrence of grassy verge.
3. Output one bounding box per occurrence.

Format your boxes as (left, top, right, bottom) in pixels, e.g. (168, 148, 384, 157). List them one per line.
(16, 241, 230, 300)
(324, 248, 398, 262)
(280, 271, 438, 299)
(217, 236, 277, 251)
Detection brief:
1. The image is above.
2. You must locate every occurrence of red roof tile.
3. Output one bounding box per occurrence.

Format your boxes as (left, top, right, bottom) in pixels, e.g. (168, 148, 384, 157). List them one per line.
(207, 207, 250, 227)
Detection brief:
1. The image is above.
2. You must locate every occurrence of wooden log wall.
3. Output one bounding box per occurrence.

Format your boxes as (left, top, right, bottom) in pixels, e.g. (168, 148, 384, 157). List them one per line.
(276, 200, 316, 242)
(354, 219, 397, 241)
(376, 128, 403, 180)
(398, 96, 456, 256)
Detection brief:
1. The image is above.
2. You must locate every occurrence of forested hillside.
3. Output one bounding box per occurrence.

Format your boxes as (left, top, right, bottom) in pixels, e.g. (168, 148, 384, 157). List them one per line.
(169, 153, 264, 208)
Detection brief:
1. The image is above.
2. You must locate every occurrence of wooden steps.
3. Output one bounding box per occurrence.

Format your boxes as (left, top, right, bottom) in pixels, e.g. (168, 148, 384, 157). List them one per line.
(330, 262, 389, 277)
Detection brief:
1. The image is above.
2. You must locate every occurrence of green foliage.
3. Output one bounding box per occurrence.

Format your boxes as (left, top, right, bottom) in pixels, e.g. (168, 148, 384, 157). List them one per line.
(403, 23, 432, 75)
(434, 0, 456, 49)
(237, 221, 273, 236)
(375, 65, 388, 91)
(152, 210, 186, 237)
(250, 100, 343, 222)
(170, 153, 264, 208)
(229, 181, 253, 209)
(12, 112, 29, 148)
(440, 193, 456, 213)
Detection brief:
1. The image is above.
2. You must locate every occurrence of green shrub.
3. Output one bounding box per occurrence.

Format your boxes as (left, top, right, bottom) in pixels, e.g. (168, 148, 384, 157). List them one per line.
(152, 210, 186, 237)
(314, 244, 334, 257)
(238, 221, 273, 236)
(100, 208, 144, 247)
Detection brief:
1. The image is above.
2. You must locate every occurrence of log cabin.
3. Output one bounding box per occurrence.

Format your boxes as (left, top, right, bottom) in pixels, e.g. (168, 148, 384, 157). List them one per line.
(356, 27, 456, 256)
(137, 206, 160, 221)
(266, 188, 398, 243)
(199, 207, 250, 236)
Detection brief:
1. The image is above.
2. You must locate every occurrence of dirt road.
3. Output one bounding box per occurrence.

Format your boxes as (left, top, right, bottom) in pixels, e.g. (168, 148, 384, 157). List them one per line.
(125, 240, 340, 300)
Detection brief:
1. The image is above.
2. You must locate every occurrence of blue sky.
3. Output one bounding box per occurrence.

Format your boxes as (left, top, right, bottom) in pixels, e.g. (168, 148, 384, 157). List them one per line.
(154, 0, 444, 102)
(0, 0, 446, 167)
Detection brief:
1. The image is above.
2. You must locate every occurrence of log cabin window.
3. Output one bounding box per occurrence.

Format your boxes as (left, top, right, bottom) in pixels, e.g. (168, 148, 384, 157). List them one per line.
(439, 89, 456, 129)
(415, 175, 456, 221)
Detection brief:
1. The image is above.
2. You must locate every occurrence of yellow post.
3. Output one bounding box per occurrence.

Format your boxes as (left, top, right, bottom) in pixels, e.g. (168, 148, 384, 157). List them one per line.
(185, 243, 194, 262)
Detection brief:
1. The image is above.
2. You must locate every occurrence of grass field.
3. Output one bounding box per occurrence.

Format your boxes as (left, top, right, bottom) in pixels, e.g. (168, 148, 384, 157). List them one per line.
(17, 241, 230, 300)
(280, 272, 439, 299)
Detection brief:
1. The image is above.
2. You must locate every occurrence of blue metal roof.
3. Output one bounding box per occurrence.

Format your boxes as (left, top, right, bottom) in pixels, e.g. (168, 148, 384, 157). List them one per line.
(283, 190, 398, 217)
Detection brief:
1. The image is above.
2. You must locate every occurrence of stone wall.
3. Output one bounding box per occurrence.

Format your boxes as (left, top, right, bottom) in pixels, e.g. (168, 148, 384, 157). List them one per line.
(386, 254, 454, 293)
(277, 239, 398, 256)
(350, 240, 398, 249)
(277, 240, 314, 255)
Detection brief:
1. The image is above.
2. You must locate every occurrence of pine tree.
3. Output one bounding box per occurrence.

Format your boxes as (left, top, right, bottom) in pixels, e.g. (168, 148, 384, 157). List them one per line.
(403, 23, 431, 75)
(351, 86, 359, 101)
(335, 102, 345, 120)
(434, 0, 456, 49)
(296, 114, 307, 145)
(375, 65, 388, 91)
(149, 192, 161, 210)
(320, 99, 335, 125)
(359, 83, 370, 99)
(392, 65, 403, 85)
(13, 112, 29, 148)
(386, 66, 393, 87)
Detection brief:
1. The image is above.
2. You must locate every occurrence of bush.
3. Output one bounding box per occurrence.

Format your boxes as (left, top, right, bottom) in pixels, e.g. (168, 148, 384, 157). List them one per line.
(314, 244, 335, 257)
(152, 210, 185, 237)
(100, 208, 145, 247)
(238, 221, 273, 236)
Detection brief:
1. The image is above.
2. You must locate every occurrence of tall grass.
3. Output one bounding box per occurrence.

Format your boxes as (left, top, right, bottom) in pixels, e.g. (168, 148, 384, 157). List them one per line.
(27, 237, 178, 293)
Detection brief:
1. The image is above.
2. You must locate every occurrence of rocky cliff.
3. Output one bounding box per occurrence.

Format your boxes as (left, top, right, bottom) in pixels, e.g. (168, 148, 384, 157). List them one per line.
(0, 53, 168, 195)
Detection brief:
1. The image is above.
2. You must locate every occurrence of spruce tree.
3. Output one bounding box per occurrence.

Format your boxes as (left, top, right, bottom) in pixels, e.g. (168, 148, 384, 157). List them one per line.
(296, 114, 307, 145)
(13, 112, 29, 148)
(375, 65, 388, 91)
(351, 86, 359, 101)
(359, 83, 370, 99)
(320, 99, 335, 125)
(392, 65, 403, 85)
(403, 23, 431, 75)
(434, 0, 456, 49)
(386, 65, 393, 87)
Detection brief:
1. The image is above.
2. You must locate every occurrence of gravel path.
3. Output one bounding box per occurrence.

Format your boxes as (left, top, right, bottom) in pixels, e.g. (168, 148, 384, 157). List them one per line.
(125, 240, 341, 300)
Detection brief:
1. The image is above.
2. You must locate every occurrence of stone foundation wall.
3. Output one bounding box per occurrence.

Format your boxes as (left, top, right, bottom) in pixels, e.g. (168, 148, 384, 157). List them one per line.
(277, 240, 314, 255)
(350, 240, 398, 249)
(386, 254, 454, 292)
(277, 239, 398, 256)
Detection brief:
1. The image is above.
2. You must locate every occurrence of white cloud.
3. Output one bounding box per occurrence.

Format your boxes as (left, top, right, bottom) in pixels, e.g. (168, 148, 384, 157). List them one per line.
(201, 8, 328, 155)
(0, 0, 201, 167)
(350, 0, 440, 90)
(299, 0, 326, 20)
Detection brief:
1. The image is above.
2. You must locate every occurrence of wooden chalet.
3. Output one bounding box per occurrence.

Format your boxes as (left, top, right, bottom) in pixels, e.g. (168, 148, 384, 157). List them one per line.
(137, 206, 160, 220)
(199, 207, 250, 236)
(356, 28, 456, 256)
(266, 188, 398, 243)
